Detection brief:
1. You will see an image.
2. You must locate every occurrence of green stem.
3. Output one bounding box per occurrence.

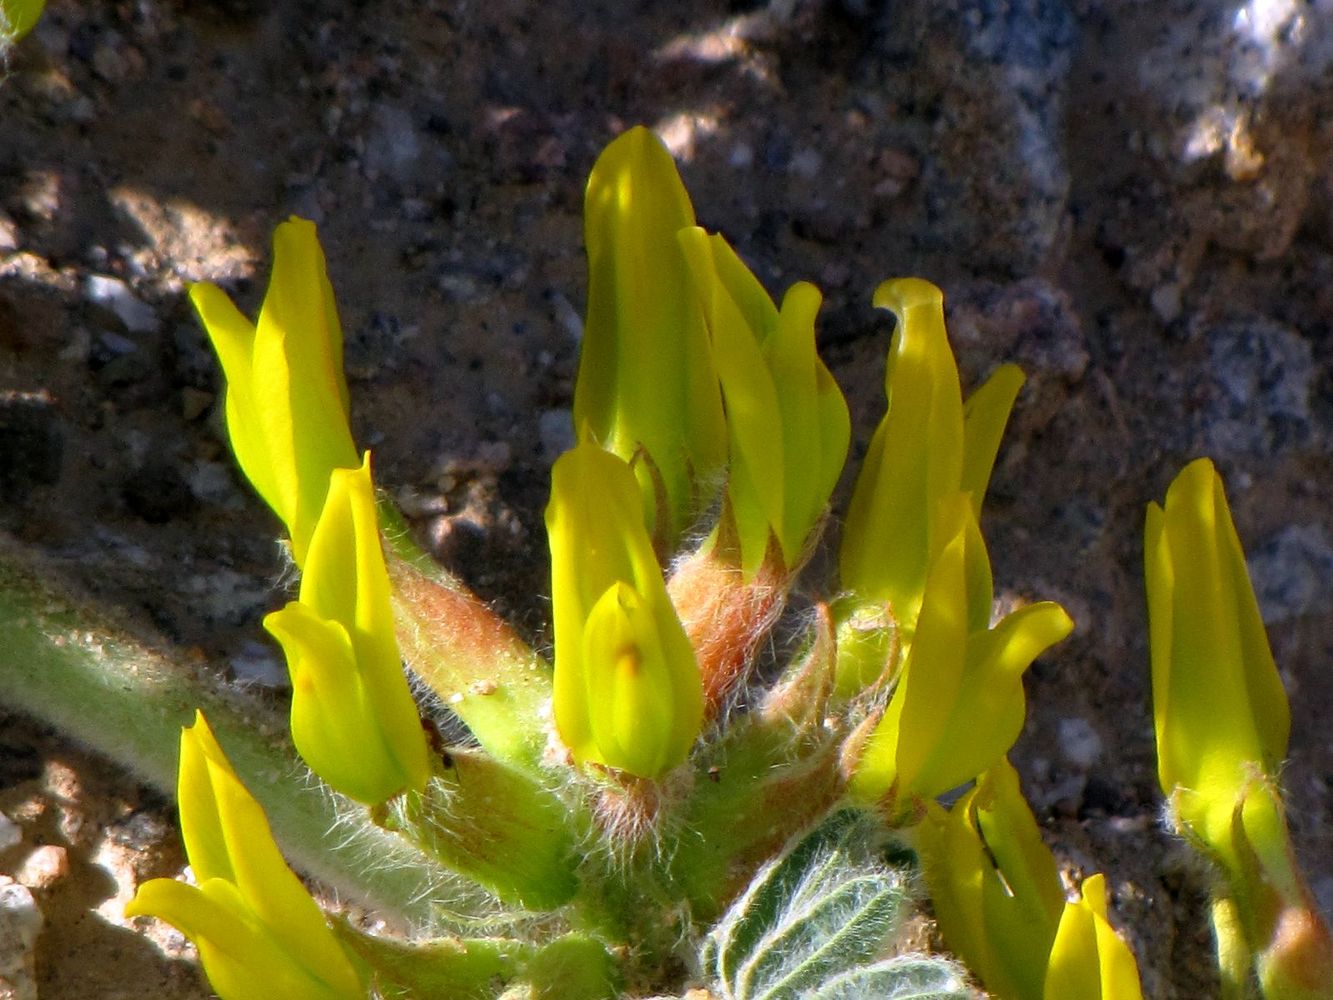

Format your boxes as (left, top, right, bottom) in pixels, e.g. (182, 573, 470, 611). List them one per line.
(0, 537, 457, 926)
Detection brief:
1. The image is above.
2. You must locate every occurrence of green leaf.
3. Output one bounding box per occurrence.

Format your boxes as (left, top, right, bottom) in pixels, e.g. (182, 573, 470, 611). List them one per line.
(806, 958, 973, 1000)
(705, 810, 964, 1000)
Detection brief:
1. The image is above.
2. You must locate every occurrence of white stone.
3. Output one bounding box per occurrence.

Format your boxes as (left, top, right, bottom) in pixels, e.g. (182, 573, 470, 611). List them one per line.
(1057, 717, 1103, 770)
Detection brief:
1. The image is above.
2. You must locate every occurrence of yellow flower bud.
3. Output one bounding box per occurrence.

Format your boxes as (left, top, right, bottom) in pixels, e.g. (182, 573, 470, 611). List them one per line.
(1144, 457, 1289, 859)
(1147, 459, 1333, 993)
(125, 712, 364, 1000)
(192, 217, 358, 565)
(576, 126, 727, 549)
(1044, 874, 1145, 1000)
(677, 227, 849, 575)
(547, 441, 702, 777)
(265, 454, 429, 804)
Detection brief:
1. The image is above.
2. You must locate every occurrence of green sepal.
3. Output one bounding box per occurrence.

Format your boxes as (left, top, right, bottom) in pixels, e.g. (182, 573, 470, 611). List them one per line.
(385, 548, 552, 770)
(332, 925, 529, 1000)
(670, 715, 844, 920)
(382, 747, 580, 911)
(524, 935, 619, 1000)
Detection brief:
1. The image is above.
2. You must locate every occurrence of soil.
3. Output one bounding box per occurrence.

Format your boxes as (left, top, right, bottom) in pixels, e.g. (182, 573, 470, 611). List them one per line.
(2, 1, 1331, 997)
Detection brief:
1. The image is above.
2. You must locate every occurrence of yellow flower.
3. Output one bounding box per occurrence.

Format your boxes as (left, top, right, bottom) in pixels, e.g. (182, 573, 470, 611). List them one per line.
(677, 227, 850, 575)
(125, 712, 364, 1000)
(575, 126, 727, 550)
(265, 454, 429, 804)
(546, 441, 703, 777)
(192, 217, 358, 566)
(1044, 874, 1145, 1000)
(849, 495, 1072, 813)
(1144, 457, 1289, 860)
(839, 277, 1024, 644)
(916, 759, 1064, 1000)
(1147, 458, 1333, 995)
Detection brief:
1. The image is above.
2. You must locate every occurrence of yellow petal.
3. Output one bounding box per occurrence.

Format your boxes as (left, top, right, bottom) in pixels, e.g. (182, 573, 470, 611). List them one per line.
(961, 363, 1025, 519)
(127, 878, 361, 1000)
(768, 281, 849, 565)
(190, 219, 358, 565)
(251, 219, 358, 562)
(190, 283, 278, 513)
(851, 498, 1071, 806)
(678, 228, 785, 573)
(917, 760, 1063, 1000)
(581, 582, 701, 776)
(1, 0, 45, 40)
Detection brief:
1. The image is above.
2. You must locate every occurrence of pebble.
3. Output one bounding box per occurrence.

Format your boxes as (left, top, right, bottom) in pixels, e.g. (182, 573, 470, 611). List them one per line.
(0, 214, 18, 253)
(180, 387, 213, 421)
(186, 460, 240, 506)
(15, 845, 69, 890)
(1150, 281, 1183, 323)
(0, 879, 42, 1000)
(538, 409, 574, 462)
(85, 275, 158, 334)
(1057, 717, 1103, 771)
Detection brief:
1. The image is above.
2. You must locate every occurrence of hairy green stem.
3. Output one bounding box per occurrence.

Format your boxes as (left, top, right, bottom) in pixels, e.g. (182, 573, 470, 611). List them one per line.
(0, 537, 456, 926)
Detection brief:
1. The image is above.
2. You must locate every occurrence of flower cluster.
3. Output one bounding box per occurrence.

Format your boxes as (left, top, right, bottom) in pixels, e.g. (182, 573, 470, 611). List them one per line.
(119, 126, 1330, 1000)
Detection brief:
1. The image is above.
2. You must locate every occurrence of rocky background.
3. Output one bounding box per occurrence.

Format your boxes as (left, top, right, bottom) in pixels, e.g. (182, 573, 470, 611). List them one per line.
(2, 1, 1332, 996)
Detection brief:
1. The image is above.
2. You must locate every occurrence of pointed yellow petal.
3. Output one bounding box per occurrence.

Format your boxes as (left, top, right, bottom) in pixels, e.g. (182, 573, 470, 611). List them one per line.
(190, 283, 278, 512)
(156, 715, 365, 1000)
(961, 363, 1025, 519)
(581, 582, 701, 776)
(251, 220, 358, 563)
(678, 228, 785, 573)
(769, 281, 849, 563)
(917, 760, 1064, 1000)
(266, 601, 423, 804)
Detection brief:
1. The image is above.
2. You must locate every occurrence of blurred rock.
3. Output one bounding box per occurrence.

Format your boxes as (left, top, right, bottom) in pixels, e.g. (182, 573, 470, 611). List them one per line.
(873, 0, 1078, 274)
(1249, 524, 1333, 624)
(1198, 317, 1314, 458)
